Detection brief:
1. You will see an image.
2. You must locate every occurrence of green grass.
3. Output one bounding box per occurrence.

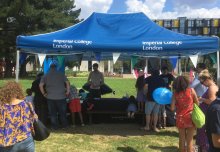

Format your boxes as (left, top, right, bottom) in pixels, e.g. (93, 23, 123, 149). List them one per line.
(0, 78, 179, 152)
(34, 124, 179, 152)
(0, 77, 137, 98)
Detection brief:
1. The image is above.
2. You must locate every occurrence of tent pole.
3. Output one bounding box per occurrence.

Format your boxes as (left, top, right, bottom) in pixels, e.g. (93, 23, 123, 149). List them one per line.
(15, 50, 20, 82)
(217, 51, 220, 84)
(144, 57, 148, 77)
(178, 56, 181, 75)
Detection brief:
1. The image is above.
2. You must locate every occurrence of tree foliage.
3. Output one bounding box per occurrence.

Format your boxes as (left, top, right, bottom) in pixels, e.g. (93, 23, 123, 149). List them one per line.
(0, 0, 81, 77)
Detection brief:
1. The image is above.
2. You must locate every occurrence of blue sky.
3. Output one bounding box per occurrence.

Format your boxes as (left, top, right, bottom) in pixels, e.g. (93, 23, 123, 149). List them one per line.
(75, 0, 220, 19)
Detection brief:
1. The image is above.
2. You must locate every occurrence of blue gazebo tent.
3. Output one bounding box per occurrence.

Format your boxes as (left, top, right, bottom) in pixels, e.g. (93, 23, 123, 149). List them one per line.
(16, 12, 219, 81)
(17, 12, 219, 56)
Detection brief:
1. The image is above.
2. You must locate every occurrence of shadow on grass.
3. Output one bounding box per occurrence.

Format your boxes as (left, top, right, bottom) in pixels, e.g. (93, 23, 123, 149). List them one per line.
(117, 146, 138, 152)
(148, 145, 178, 152)
(51, 124, 178, 137)
(145, 130, 179, 137)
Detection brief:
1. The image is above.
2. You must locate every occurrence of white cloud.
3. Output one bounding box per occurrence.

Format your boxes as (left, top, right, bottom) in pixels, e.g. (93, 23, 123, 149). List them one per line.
(75, 0, 113, 19)
(173, 0, 218, 9)
(125, 0, 220, 19)
(125, 0, 166, 19)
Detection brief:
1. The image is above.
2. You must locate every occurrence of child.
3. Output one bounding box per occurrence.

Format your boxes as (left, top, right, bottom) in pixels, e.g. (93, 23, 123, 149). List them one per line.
(171, 76, 199, 152)
(158, 105, 166, 129)
(68, 85, 85, 127)
(135, 70, 146, 112)
(127, 95, 137, 119)
(25, 88, 34, 107)
(79, 89, 94, 111)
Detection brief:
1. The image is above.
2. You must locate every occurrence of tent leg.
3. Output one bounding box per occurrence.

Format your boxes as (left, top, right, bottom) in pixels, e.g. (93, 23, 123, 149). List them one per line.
(15, 50, 20, 82)
(144, 58, 148, 77)
(177, 56, 182, 75)
(217, 51, 220, 85)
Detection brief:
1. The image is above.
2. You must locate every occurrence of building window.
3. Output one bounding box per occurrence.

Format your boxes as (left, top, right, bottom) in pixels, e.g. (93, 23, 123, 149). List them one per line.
(196, 28, 203, 35)
(203, 27, 210, 35)
(187, 28, 196, 35)
(171, 28, 179, 33)
(211, 27, 218, 35)
(196, 20, 203, 27)
(203, 20, 210, 27)
(187, 20, 194, 27)
(172, 20, 179, 27)
(164, 20, 171, 27)
(211, 19, 219, 27)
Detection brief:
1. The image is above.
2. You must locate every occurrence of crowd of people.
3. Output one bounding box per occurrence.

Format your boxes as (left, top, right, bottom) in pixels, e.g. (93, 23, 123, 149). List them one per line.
(1, 61, 220, 152)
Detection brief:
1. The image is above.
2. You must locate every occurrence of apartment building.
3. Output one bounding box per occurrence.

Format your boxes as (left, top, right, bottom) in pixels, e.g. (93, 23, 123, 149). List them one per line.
(154, 17, 220, 36)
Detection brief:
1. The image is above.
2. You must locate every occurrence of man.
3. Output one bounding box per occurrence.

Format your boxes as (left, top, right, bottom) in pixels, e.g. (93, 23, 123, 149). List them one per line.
(143, 69, 166, 132)
(39, 60, 70, 129)
(87, 63, 104, 98)
(206, 82, 220, 152)
(191, 63, 208, 97)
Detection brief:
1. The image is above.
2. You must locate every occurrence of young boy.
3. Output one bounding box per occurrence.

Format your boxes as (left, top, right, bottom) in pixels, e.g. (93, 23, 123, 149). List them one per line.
(68, 85, 85, 127)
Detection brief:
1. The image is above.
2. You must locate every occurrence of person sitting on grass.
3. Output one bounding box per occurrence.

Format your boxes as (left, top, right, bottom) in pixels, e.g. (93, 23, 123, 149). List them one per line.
(127, 95, 137, 119)
(68, 85, 85, 127)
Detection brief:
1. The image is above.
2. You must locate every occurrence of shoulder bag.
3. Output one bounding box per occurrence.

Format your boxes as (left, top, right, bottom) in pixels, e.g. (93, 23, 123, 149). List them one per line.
(27, 102, 50, 141)
(191, 89, 205, 128)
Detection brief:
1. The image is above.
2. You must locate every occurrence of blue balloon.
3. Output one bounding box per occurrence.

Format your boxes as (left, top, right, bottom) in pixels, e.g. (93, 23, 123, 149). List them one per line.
(152, 88, 173, 105)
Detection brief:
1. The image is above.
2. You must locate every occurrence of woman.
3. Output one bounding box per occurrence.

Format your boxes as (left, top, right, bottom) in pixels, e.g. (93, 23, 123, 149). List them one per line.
(196, 69, 218, 152)
(171, 76, 199, 152)
(31, 72, 48, 125)
(0, 81, 38, 152)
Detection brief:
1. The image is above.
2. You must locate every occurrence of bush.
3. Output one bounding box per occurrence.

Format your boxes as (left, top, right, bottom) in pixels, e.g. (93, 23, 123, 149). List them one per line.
(65, 70, 89, 77)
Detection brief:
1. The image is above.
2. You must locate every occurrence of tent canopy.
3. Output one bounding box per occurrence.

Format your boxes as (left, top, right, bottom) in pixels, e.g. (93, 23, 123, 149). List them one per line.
(16, 12, 219, 57)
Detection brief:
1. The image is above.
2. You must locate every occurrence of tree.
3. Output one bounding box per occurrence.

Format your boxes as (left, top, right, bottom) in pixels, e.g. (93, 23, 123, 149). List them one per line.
(0, 0, 81, 77)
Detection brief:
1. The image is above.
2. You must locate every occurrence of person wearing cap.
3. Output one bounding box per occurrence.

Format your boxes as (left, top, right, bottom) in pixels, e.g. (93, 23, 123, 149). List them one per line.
(87, 63, 104, 98)
(39, 60, 70, 129)
(190, 63, 208, 97)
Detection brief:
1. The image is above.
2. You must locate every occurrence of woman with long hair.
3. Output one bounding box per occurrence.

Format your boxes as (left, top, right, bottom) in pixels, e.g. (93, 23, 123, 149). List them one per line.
(196, 69, 218, 152)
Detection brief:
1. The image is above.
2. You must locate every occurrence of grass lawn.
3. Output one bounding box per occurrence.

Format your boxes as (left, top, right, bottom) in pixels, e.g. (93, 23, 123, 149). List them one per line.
(0, 77, 179, 152)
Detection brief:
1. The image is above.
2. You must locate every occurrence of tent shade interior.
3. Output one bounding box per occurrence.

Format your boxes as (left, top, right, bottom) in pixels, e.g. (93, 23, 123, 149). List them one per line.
(16, 12, 219, 57)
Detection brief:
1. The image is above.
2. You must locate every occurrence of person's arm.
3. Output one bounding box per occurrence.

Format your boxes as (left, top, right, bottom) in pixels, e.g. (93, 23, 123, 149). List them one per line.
(200, 85, 218, 105)
(39, 83, 47, 97)
(65, 80, 70, 96)
(212, 134, 220, 148)
(87, 72, 92, 83)
(191, 88, 199, 105)
(170, 95, 176, 112)
(211, 110, 220, 148)
(100, 72, 104, 85)
(39, 76, 47, 97)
